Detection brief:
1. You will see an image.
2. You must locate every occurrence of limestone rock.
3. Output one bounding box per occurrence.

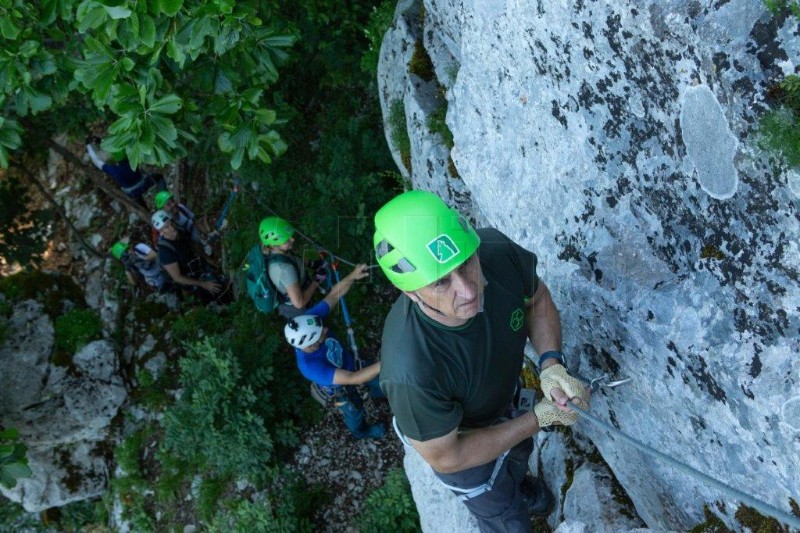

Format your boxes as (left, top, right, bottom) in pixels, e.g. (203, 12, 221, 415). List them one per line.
(0, 303, 126, 511)
(379, 0, 799, 530)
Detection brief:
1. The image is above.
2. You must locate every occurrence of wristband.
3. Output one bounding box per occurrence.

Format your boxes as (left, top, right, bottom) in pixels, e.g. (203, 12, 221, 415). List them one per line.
(538, 351, 564, 368)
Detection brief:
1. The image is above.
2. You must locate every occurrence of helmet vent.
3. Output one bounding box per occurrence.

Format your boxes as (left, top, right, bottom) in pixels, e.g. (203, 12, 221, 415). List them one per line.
(376, 239, 393, 259)
(391, 257, 416, 274)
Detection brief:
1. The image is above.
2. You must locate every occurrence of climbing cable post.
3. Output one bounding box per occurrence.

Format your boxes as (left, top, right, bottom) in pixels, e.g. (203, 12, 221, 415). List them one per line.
(215, 179, 241, 231)
(568, 400, 800, 530)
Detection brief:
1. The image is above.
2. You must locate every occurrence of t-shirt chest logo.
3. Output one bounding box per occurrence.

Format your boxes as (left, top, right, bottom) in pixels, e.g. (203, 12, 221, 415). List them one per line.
(510, 308, 524, 331)
(426, 234, 459, 263)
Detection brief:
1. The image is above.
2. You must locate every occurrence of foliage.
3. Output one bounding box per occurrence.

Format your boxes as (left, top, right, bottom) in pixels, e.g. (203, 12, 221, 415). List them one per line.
(760, 106, 800, 168)
(764, 0, 800, 16)
(356, 468, 420, 532)
(0, 496, 42, 532)
(0, 174, 51, 268)
(0, 427, 32, 489)
(171, 306, 228, 342)
(408, 40, 435, 81)
(427, 99, 454, 150)
(54, 307, 103, 357)
(759, 73, 800, 169)
(208, 476, 325, 533)
(161, 338, 275, 480)
(0, 0, 296, 170)
(389, 99, 411, 173)
(360, 0, 397, 74)
(0, 270, 83, 317)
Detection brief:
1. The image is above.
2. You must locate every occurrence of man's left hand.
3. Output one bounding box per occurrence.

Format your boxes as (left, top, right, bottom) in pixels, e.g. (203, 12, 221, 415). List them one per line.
(540, 364, 590, 411)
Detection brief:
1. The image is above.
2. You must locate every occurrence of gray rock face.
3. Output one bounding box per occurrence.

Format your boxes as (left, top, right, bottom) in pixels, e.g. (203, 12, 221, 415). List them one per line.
(379, 0, 799, 530)
(0, 302, 126, 512)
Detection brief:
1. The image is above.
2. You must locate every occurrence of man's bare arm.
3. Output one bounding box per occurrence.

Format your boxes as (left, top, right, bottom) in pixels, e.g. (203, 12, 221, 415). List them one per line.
(525, 280, 561, 360)
(408, 412, 540, 474)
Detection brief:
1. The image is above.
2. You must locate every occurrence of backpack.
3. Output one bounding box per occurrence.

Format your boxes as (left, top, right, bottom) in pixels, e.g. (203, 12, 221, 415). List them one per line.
(244, 246, 296, 313)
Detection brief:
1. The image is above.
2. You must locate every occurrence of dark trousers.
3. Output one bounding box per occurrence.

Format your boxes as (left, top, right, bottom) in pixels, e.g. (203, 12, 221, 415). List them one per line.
(434, 437, 535, 533)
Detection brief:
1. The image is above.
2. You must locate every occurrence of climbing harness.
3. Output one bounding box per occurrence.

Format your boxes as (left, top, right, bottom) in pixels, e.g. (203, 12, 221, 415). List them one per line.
(568, 384, 800, 530)
(392, 416, 511, 501)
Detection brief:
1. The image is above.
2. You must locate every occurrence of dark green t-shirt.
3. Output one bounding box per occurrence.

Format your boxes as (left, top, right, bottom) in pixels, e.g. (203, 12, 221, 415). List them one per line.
(379, 228, 538, 441)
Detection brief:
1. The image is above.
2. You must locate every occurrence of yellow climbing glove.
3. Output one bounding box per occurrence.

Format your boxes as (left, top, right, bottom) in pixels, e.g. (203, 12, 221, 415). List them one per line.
(539, 364, 590, 410)
(534, 399, 578, 427)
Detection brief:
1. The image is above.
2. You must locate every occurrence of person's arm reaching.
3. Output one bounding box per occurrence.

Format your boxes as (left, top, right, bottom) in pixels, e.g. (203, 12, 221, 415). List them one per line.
(85, 143, 106, 171)
(322, 264, 368, 311)
(162, 262, 221, 294)
(332, 360, 380, 386)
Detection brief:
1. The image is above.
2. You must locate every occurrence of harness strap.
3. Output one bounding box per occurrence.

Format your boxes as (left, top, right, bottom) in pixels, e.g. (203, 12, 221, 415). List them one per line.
(392, 416, 511, 501)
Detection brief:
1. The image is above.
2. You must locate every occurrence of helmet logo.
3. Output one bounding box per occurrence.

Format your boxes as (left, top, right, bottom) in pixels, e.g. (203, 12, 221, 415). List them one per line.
(426, 234, 459, 264)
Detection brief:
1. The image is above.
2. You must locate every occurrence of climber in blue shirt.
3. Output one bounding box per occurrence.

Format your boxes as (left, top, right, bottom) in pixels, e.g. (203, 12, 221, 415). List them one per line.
(284, 264, 385, 440)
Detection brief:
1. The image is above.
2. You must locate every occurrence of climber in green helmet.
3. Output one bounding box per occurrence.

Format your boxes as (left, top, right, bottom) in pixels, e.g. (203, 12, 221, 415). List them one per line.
(154, 190, 214, 253)
(374, 189, 590, 532)
(258, 216, 327, 319)
(109, 240, 172, 293)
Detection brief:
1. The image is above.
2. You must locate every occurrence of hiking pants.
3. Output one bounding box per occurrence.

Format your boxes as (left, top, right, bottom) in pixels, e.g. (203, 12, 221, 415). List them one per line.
(433, 437, 535, 533)
(336, 378, 384, 438)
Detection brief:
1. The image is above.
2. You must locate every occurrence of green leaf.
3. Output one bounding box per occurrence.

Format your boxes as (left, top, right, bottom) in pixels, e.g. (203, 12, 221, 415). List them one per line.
(159, 0, 183, 16)
(76, 1, 108, 32)
(149, 114, 177, 145)
(1, 463, 31, 479)
(0, 17, 21, 40)
(149, 93, 181, 114)
(166, 39, 185, 67)
(230, 147, 244, 170)
(217, 131, 233, 152)
(26, 88, 53, 114)
(139, 16, 156, 48)
(0, 428, 20, 440)
(253, 108, 275, 125)
(0, 145, 10, 168)
(104, 4, 132, 19)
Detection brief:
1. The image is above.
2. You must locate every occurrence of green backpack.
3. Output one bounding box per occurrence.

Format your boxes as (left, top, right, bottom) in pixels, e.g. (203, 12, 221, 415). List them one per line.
(244, 245, 295, 313)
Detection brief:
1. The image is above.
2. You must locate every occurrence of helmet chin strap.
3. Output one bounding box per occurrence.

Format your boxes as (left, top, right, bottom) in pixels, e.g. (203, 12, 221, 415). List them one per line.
(413, 290, 447, 316)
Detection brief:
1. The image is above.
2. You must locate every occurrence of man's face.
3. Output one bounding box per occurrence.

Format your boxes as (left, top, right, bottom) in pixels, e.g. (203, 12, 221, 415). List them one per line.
(159, 220, 178, 240)
(276, 236, 295, 252)
(410, 253, 484, 321)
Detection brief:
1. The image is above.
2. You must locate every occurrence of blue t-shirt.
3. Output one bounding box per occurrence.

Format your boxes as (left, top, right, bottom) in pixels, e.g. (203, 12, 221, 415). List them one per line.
(295, 301, 356, 387)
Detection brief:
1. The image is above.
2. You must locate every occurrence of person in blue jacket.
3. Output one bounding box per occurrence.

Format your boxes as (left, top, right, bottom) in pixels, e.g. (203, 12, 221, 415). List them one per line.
(86, 136, 164, 208)
(284, 264, 385, 440)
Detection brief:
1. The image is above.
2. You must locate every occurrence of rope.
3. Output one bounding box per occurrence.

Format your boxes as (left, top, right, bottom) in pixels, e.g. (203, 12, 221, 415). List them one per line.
(250, 194, 362, 268)
(569, 401, 800, 530)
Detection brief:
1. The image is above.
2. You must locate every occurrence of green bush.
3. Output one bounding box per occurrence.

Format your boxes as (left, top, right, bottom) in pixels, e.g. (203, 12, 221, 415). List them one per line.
(759, 107, 800, 167)
(356, 468, 420, 532)
(161, 338, 275, 480)
(361, 0, 398, 74)
(0, 270, 83, 318)
(0, 428, 32, 489)
(54, 308, 103, 361)
(764, 0, 800, 16)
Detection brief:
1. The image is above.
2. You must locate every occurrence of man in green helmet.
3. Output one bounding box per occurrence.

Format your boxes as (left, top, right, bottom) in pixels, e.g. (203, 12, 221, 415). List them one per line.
(259, 216, 327, 319)
(374, 190, 590, 532)
(110, 240, 172, 294)
(154, 190, 215, 255)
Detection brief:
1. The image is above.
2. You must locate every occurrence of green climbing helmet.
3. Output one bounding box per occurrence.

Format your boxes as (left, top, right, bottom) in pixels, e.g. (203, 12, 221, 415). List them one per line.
(154, 191, 173, 210)
(373, 190, 481, 291)
(259, 216, 295, 246)
(110, 241, 128, 260)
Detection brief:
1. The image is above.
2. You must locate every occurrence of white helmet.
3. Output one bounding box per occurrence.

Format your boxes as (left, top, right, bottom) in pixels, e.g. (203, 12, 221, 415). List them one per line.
(151, 209, 171, 230)
(284, 315, 323, 349)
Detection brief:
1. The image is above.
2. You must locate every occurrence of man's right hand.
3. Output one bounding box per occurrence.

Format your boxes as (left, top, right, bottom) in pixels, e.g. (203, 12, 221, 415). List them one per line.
(202, 280, 222, 294)
(534, 398, 578, 427)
